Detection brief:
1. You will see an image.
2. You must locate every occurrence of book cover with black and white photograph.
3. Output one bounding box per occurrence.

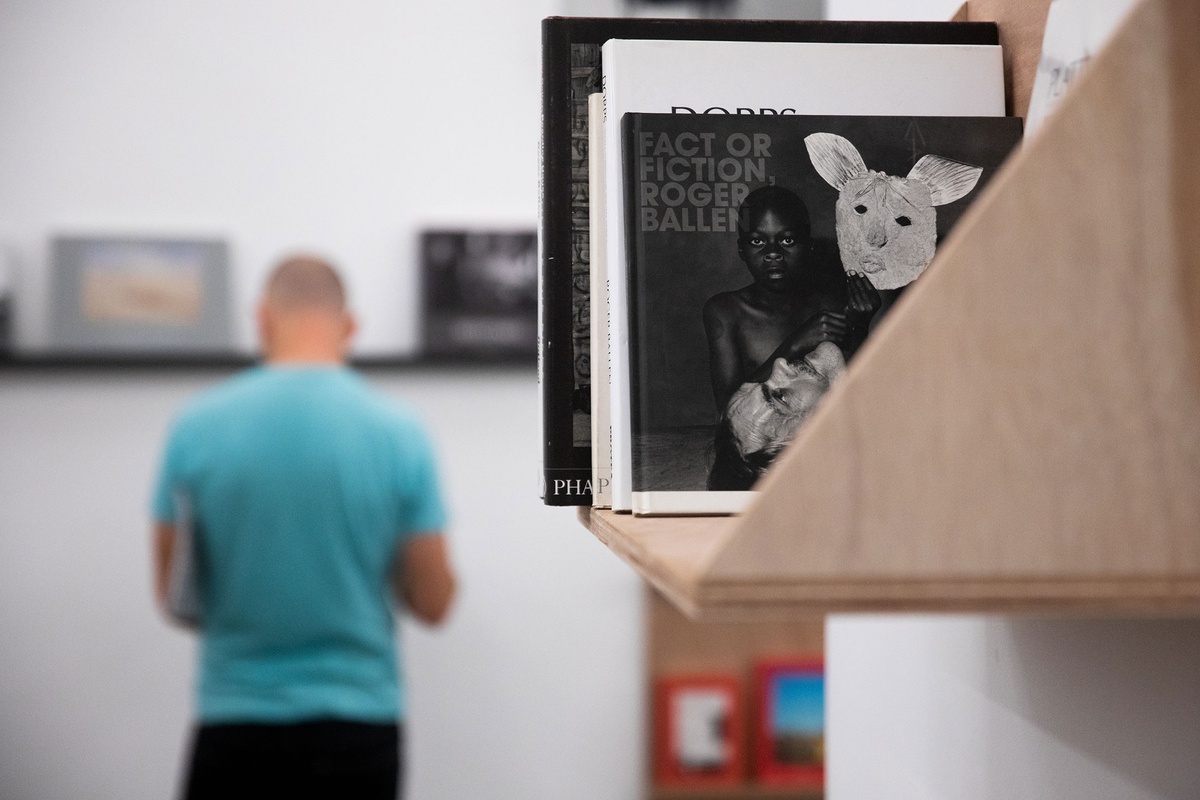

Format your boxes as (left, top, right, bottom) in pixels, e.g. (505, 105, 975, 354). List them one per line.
(420, 229, 537, 360)
(601, 37, 1007, 512)
(539, 16, 1001, 506)
(623, 112, 1023, 515)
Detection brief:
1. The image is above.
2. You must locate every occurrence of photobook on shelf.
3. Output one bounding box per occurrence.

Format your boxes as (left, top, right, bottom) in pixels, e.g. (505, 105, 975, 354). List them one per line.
(539, 16, 1001, 506)
(621, 112, 1021, 515)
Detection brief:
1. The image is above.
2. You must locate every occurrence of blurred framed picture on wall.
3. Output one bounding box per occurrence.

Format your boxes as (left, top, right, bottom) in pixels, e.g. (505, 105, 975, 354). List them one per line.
(49, 235, 233, 356)
(655, 673, 744, 789)
(419, 229, 537, 361)
(755, 658, 825, 788)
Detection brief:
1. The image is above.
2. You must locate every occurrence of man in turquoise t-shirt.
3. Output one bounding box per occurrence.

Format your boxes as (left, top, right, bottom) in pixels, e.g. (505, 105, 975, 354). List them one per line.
(152, 256, 456, 800)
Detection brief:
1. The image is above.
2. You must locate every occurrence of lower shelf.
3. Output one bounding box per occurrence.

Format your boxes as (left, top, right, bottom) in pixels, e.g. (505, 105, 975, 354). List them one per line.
(647, 587, 825, 800)
(652, 785, 821, 799)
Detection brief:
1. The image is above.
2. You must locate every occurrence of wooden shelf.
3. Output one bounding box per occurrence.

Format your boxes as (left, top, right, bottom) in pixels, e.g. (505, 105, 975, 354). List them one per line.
(582, 0, 1200, 619)
(584, 508, 1200, 617)
(0, 351, 533, 372)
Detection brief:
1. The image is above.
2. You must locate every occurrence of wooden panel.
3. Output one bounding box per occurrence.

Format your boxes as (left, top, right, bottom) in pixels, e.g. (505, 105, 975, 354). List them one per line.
(1171, 4, 1200, 383)
(962, 0, 1054, 118)
(705, 0, 1200, 590)
(648, 588, 823, 676)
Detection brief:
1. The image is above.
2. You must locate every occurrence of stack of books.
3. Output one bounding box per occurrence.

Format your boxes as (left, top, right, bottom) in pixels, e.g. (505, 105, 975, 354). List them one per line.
(540, 15, 1024, 516)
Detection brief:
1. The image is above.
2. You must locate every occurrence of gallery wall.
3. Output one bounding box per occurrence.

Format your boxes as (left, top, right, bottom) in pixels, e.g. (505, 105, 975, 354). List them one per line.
(0, 2, 644, 799)
(0, 0, 550, 355)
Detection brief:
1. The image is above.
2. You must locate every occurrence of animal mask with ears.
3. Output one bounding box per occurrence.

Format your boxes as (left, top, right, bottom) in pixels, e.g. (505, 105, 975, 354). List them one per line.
(804, 132, 983, 290)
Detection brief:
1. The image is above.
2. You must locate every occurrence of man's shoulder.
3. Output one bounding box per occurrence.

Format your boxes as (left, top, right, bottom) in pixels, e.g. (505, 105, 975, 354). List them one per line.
(174, 367, 272, 423)
(359, 389, 433, 444)
(171, 367, 432, 443)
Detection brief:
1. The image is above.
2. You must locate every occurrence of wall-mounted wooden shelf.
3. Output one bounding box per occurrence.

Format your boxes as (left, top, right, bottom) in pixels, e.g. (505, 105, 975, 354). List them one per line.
(653, 787, 821, 799)
(584, 507, 1200, 617)
(0, 351, 534, 372)
(582, 0, 1200, 620)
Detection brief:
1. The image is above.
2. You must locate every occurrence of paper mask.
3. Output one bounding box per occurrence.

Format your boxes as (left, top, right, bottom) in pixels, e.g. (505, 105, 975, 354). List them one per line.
(804, 132, 983, 290)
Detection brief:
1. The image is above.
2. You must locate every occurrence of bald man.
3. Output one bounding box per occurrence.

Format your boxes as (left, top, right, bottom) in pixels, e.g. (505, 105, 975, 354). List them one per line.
(151, 256, 455, 800)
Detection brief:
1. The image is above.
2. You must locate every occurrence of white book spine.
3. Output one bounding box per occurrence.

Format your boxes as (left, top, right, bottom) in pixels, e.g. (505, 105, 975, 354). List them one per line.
(588, 91, 612, 508)
(603, 40, 630, 512)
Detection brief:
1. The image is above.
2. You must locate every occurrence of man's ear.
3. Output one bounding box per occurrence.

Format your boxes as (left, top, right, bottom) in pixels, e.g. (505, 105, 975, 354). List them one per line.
(805, 133, 868, 190)
(907, 155, 983, 206)
(806, 341, 847, 381)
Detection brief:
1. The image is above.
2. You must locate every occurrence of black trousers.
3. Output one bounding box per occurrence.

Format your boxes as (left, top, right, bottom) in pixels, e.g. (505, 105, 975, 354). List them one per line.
(182, 720, 402, 800)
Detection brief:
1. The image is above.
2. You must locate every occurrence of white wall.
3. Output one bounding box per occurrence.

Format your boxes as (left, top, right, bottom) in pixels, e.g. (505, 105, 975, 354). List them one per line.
(825, 0, 964, 20)
(0, 2, 644, 799)
(828, 615, 1200, 800)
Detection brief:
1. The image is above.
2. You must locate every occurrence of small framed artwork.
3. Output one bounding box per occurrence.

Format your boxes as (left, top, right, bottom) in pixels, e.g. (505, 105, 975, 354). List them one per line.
(419, 229, 537, 361)
(655, 674, 744, 788)
(755, 658, 825, 787)
(49, 235, 233, 355)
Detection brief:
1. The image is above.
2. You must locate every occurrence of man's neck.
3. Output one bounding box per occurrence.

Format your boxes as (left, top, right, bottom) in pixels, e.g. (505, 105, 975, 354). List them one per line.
(262, 312, 349, 365)
(266, 352, 345, 366)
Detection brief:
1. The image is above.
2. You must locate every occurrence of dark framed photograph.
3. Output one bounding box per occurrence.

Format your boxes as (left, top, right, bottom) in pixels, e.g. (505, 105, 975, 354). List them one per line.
(755, 658, 825, 787)
(419, 229, 536, 361)
(655, 673, 744, 788)
(49, 235, 233, 355)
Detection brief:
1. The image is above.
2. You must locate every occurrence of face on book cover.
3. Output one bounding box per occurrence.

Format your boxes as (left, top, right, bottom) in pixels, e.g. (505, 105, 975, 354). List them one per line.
(738, 207, 811, 293)
(727, 341, 845, 459)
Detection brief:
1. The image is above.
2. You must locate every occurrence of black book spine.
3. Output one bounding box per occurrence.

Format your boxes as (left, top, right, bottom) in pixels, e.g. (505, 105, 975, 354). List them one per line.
(541, 18, 594, 505)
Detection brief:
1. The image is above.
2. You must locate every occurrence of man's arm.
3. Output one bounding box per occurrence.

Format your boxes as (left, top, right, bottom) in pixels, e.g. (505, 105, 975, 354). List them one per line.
(392, 534, 456, 625)
(153, 521, 176, 616)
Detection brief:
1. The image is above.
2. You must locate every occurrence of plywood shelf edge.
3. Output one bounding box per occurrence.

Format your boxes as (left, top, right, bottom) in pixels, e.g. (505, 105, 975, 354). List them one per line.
(581, 0, 1200, 620)
(581, 509, 1200, 617)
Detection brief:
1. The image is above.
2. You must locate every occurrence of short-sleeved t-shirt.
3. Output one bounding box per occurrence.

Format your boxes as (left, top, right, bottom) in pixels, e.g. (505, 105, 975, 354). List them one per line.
(152, 364, 447, 724)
